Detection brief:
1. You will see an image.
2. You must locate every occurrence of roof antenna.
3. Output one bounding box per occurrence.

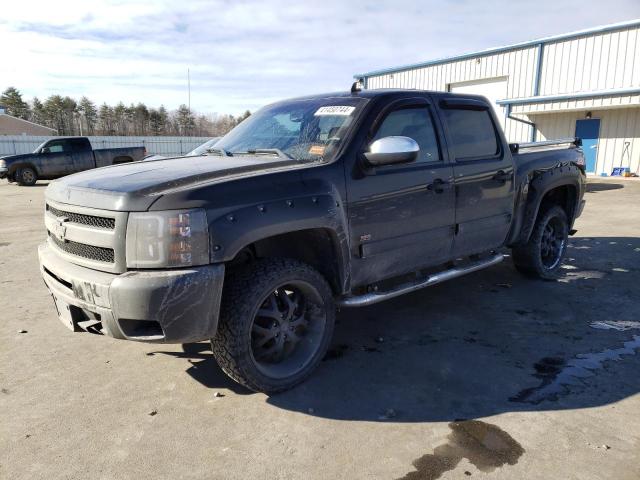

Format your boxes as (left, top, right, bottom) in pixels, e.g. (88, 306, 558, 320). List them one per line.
(351, 79, 363, 94)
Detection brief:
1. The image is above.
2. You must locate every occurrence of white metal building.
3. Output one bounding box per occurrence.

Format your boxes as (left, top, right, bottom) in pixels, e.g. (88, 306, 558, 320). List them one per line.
(354, 20, 640, 176)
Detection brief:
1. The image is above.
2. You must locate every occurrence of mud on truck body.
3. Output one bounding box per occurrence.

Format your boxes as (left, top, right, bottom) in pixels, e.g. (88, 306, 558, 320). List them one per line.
(38, 89, 586, 392)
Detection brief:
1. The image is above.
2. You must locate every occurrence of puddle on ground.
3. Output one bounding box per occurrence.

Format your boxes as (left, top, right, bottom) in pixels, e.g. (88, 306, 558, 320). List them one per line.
(511, 335, 640, 404)
(590, 321, 640, 331)
(398, 420, 524, 480)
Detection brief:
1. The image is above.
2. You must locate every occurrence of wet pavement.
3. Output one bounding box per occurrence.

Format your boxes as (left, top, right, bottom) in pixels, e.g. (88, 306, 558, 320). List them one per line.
(1, 178, 639, 479)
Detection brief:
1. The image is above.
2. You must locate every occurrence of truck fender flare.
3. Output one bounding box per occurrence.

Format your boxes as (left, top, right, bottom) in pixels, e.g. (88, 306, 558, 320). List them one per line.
(208, 193, 351, 292)
(514, 166, 582, 245)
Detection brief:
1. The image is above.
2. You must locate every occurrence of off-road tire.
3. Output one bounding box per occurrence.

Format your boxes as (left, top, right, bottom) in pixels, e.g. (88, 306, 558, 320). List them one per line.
(16, 167, 37, 186)
(512, 205, 568, 280)
(211, 258, 335, 393)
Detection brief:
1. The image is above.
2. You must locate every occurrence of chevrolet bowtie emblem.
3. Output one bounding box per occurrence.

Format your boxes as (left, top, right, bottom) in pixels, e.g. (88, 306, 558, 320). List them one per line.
(53, 216, 69, 242)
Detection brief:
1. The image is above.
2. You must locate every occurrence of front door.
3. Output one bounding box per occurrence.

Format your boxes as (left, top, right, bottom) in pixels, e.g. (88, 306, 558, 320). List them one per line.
(348, 98, 456, 287)
(575, 119, 600, 174)
(38, 139, 75, 177)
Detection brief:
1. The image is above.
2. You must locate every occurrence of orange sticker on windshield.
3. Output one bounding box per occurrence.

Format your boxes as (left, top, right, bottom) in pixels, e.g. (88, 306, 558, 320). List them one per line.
(309, 145, 325, 155)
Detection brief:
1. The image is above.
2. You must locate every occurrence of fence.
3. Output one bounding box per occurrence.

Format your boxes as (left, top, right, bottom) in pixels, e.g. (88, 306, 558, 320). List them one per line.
(0, 136, 212, 156)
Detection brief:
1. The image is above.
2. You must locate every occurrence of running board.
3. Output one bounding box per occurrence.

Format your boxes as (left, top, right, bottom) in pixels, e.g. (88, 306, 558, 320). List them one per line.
(337, 253, 505, 307)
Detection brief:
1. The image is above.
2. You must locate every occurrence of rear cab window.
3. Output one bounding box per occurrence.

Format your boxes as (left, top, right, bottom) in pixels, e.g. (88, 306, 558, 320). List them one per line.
(69, 138, 91, 152)
(442, 108, 499, 159)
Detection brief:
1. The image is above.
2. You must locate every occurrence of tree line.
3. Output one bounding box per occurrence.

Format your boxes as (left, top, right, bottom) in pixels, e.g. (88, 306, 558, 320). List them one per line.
(0, 87, 250, 137)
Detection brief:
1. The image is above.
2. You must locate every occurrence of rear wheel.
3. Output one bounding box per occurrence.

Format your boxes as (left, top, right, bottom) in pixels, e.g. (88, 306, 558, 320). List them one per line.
(16, 167, 37, 186)
(211, 258, 335, 393)
(512, 205, 568, 280)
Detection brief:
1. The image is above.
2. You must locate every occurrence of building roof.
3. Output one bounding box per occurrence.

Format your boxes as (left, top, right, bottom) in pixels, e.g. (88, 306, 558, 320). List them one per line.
(0, 113, 56, 135)
(354, 19, 640, 79)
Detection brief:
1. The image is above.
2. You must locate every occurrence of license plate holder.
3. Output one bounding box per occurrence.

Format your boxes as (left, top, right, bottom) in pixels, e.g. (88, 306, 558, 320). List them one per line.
(52, 294, 77, 331)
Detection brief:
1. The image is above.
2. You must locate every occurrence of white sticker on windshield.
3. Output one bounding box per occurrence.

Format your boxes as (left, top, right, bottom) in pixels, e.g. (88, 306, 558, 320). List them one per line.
(314, 106, 355, 116)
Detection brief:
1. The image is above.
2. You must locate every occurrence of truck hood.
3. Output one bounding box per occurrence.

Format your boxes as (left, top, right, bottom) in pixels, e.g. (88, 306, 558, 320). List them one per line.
(45, 155, 305, 211)
(0, 153, 35, 163)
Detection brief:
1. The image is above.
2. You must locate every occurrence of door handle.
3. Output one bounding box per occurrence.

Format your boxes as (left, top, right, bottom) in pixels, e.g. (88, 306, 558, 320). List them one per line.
(492, 170, 512, 182)
(426, 178, 452, 194)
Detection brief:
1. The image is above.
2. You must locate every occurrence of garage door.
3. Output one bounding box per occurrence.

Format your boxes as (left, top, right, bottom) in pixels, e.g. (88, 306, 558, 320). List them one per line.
(449, 77, 508, 126)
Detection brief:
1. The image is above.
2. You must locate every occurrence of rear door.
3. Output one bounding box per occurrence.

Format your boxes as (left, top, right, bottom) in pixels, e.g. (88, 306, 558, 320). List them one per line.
(347, 96, 456, 287)
(69, 138, 95, 172)
(438, 97, 515, 256)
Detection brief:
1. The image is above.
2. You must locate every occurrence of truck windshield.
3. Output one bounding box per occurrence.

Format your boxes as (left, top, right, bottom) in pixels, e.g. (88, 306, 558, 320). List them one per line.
(187, 138, 221, 156)
(215, 97, 368, 162)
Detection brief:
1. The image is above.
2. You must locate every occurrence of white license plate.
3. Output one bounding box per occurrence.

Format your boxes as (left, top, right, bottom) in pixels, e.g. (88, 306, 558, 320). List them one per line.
(52, 294, 75, 331)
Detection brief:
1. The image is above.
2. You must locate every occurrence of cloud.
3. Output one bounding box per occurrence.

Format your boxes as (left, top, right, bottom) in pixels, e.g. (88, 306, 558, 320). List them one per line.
(1, 0, 639, 114)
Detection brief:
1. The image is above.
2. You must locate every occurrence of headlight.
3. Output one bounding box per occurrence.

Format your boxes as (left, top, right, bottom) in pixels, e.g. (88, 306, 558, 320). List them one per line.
(0, 159, 6, 168)
(126, 209, 209, 268)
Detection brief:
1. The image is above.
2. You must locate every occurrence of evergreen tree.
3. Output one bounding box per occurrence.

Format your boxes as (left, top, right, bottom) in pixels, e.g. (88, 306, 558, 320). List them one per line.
(149, 107, 166, 135)
(78, 96, 98, 135)
(43, 95, 67, 134)
(1, 87, 245, 137)
(176, 104, 196, 135)
(134, 103, 149, 135)
(62, 96, 78, 135)
(236, 110, 251, 124)
(113, 102, 127, 135)
(31, 97, 46, 126)
(1, 87, 30, 119)
(98, 103, 115, 135)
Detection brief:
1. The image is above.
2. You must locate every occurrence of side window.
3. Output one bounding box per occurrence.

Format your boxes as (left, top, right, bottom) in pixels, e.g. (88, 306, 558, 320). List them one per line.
(70, 138, 90, 152)
(45, 140, 67, 153)
(373, 107, 440, 163)
(442, 108, 498, 159)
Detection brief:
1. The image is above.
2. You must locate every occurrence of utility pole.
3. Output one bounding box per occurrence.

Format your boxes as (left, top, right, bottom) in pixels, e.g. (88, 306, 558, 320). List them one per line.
(188, 68, 191, 114)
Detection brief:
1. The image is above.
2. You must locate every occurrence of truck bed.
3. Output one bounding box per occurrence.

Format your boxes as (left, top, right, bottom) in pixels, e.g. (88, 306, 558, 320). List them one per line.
(93, 146, 146, 168)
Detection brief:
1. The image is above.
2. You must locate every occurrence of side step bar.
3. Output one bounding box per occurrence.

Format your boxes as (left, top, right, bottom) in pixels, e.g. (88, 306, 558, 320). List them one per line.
(337, 253, 505, 308)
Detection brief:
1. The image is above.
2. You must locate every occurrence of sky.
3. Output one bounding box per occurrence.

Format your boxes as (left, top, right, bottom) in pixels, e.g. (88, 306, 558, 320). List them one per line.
(1, 0, 639, 115)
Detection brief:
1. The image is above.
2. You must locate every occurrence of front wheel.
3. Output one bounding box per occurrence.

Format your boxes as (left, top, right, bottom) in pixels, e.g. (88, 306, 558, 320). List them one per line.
(16, 167, 38, 186)
(211, 258, 335, 393)
(512, 205, 569, 280)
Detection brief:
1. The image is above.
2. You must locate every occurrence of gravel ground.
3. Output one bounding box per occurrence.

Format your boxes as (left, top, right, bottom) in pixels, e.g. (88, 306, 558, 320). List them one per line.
(1, 178, 639, 480)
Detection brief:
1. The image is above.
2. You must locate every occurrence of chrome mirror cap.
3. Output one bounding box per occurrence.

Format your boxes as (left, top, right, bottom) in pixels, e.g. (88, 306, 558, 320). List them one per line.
(364, 136, 419, 166)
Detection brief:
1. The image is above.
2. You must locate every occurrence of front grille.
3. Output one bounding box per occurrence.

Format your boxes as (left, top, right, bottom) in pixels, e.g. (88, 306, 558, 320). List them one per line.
(49, 234, 115, 263)
(47, 204, 115, 230)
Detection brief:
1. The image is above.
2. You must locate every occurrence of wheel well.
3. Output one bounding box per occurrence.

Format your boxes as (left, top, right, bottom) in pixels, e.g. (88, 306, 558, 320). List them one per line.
(113, 156, 133, 164)
(229, 229, 344, 294)
(11, 163, 38, 176)
(539, 185, 577, 222)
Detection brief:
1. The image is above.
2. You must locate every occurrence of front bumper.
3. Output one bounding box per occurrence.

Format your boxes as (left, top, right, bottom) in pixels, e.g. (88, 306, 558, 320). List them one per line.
(38, 242, 225, 343)
(0, 167, 7, 179)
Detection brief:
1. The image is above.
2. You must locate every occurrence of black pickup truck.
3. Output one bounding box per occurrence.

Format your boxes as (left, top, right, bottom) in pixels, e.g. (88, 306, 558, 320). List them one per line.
(0, 136, 146, 186)
(38, 89, 586, 393)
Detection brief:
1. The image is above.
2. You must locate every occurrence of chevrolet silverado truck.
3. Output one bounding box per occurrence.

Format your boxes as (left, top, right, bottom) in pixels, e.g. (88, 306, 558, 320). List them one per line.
(1, 136, 146, 186)
(38, 89, 586, 393)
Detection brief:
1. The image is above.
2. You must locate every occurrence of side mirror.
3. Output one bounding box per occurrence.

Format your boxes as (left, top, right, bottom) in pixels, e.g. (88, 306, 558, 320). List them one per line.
(41, 147, 49, 154)
(364, 136, 419, 166)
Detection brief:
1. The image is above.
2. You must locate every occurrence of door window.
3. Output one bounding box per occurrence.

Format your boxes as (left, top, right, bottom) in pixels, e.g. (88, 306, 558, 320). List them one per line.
(442, 109, 498, 159)
(44, 140, 68, 153)
(373, 107, 440, 163)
